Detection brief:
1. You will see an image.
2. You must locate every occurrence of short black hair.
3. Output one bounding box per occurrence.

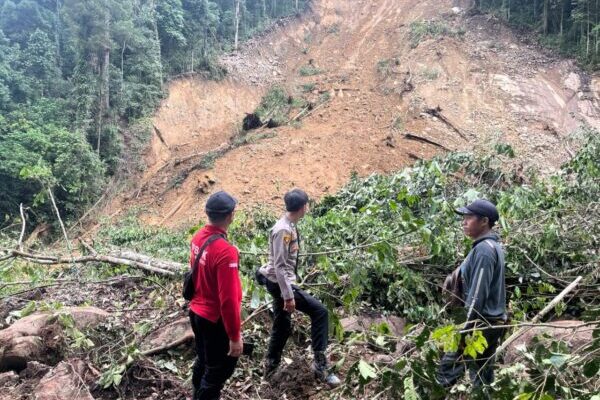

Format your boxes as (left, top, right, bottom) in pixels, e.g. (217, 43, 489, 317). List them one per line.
(207, 211, 231, 224)
(284, 188, 309, 212)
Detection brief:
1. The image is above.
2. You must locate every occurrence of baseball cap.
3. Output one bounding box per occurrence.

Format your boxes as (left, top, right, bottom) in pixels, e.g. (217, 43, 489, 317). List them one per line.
(455, 199, 499, 223)
(205, 191, 237, 214)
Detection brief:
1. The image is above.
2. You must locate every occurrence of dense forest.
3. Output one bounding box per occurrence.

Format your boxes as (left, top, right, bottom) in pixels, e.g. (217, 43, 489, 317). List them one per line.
(0, 0, 307, 225)
(477, 0, 600, 64)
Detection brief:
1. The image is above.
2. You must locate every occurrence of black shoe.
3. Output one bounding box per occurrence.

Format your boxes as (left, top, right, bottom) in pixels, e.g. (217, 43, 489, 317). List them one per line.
(313, 351, 341, 387)
(263, 358, 280, 379)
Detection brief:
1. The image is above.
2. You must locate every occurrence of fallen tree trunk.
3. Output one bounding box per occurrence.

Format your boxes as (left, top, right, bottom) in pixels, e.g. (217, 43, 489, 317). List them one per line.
(111, 250, 184, 271)
(153, 125, 169, 148)
(403, 133, 449, 150)
(0, 248, 184, 276)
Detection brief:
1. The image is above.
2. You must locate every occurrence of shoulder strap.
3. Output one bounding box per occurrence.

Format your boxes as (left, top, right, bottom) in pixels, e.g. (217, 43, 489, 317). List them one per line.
(192, 234, 225, 277)
(484, 239, 498, 258)
(468, 239, 499, 278)
(294, 226, 301, 277)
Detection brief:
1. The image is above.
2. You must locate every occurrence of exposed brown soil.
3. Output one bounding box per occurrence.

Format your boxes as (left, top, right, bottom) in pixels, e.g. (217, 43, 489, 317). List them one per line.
(105, 0, 600, 230)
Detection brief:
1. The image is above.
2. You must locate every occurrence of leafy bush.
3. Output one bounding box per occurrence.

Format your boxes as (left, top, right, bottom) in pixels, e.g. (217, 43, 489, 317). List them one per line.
(233, 132, 599, 325)
(299, 65, 323, 76)
(254, 86, 291, 127)
(409, 20, 464, 48)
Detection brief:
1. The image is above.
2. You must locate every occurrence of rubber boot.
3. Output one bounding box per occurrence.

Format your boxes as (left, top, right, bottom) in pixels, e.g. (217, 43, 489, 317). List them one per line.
(313, 351, 341, 387)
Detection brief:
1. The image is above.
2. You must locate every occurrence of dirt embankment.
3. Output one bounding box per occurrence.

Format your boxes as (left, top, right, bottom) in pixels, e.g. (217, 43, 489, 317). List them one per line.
(107, 0, 600, 228)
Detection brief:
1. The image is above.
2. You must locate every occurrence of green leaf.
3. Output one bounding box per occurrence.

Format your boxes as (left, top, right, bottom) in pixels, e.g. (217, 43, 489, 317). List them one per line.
(514, 393, 534, 400)
(358, 359, 377, 380)
(546, 354, 569, 369)
(583, 359, 600, 378)
(463, 330, 488, 358)
(403, 375, 420, 400)
(113, 372, 123, 386)
(514, 286, 521, 299)
(16, 301, 37, 319)
(431, 325, 460, 352)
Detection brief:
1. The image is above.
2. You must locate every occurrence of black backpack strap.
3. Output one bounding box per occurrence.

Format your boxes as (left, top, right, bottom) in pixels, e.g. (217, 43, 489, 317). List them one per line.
(191, 234, 225, 281)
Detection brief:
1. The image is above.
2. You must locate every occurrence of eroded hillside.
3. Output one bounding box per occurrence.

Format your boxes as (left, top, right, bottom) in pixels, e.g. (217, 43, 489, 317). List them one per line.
(111, 0, 600, 227)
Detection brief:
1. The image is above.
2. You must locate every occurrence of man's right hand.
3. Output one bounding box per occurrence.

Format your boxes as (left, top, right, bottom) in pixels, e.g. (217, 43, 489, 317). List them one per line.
(284, 298, 296, 313)
(228, 338, 243, 358)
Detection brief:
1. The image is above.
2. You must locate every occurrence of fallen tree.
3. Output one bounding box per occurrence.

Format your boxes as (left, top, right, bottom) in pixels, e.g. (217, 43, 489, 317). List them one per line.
(0, 247, 183, 276)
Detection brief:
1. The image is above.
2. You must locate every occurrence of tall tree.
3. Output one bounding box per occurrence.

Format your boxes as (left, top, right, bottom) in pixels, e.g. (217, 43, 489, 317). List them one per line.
(21, 28, 61, 98)
(234, 0, 240, 50)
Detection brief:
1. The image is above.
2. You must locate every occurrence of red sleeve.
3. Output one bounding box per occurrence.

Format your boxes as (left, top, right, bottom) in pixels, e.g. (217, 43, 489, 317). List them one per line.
(216, 244, 242, 341)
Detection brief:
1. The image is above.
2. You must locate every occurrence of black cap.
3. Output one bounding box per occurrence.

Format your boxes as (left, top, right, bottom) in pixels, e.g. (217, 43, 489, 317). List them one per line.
(455, 199, 499, 223)
(284, 188, 309, 212)
(205, 191, 237, 215)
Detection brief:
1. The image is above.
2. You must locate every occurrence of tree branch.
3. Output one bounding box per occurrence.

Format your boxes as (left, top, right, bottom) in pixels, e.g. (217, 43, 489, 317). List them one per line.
(495, 276, 583, 357)
(18, 203, 26, 251)
(48, 187, 71, 253)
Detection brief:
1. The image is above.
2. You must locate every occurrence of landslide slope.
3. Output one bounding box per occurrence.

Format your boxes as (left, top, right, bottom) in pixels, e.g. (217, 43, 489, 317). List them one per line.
(110, 0, 600, 228)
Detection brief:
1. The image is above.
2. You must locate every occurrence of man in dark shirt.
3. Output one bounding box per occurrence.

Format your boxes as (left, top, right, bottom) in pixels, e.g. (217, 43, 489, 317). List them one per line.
(437, 199, 506, 390)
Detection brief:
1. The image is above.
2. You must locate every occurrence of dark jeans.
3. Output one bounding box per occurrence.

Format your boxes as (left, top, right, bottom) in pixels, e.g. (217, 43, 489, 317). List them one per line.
(189, 311, 238, 400)
(437, 325, 505, 388)
(265, 279, 329, 362)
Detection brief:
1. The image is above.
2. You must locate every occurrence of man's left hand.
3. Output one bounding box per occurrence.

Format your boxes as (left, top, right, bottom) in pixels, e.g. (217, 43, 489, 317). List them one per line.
(228, 338, 243, 357)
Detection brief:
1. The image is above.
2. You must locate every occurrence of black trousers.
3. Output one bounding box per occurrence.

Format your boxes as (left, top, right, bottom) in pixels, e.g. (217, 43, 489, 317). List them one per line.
(437, 325, 505, 389)
(189, 311, 238, 400)
(265, 279, 329, 362)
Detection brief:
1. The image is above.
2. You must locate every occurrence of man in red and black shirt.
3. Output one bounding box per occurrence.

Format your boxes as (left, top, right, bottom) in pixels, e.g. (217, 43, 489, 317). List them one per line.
(189, 191, 242, 400)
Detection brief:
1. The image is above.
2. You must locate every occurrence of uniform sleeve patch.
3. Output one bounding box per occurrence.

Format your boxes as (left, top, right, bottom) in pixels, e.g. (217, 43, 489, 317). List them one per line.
(283, 234, 292, 244)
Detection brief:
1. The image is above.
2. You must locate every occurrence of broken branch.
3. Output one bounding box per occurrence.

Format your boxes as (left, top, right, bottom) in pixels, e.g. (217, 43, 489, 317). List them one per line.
(48, 187, 72, 253)
(425, 106, 469, 140)
(0, 275, 144, 300)
(403, 133, 449, 150)
(18, 203, 26, 251)
(494, 275, 583, 357)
